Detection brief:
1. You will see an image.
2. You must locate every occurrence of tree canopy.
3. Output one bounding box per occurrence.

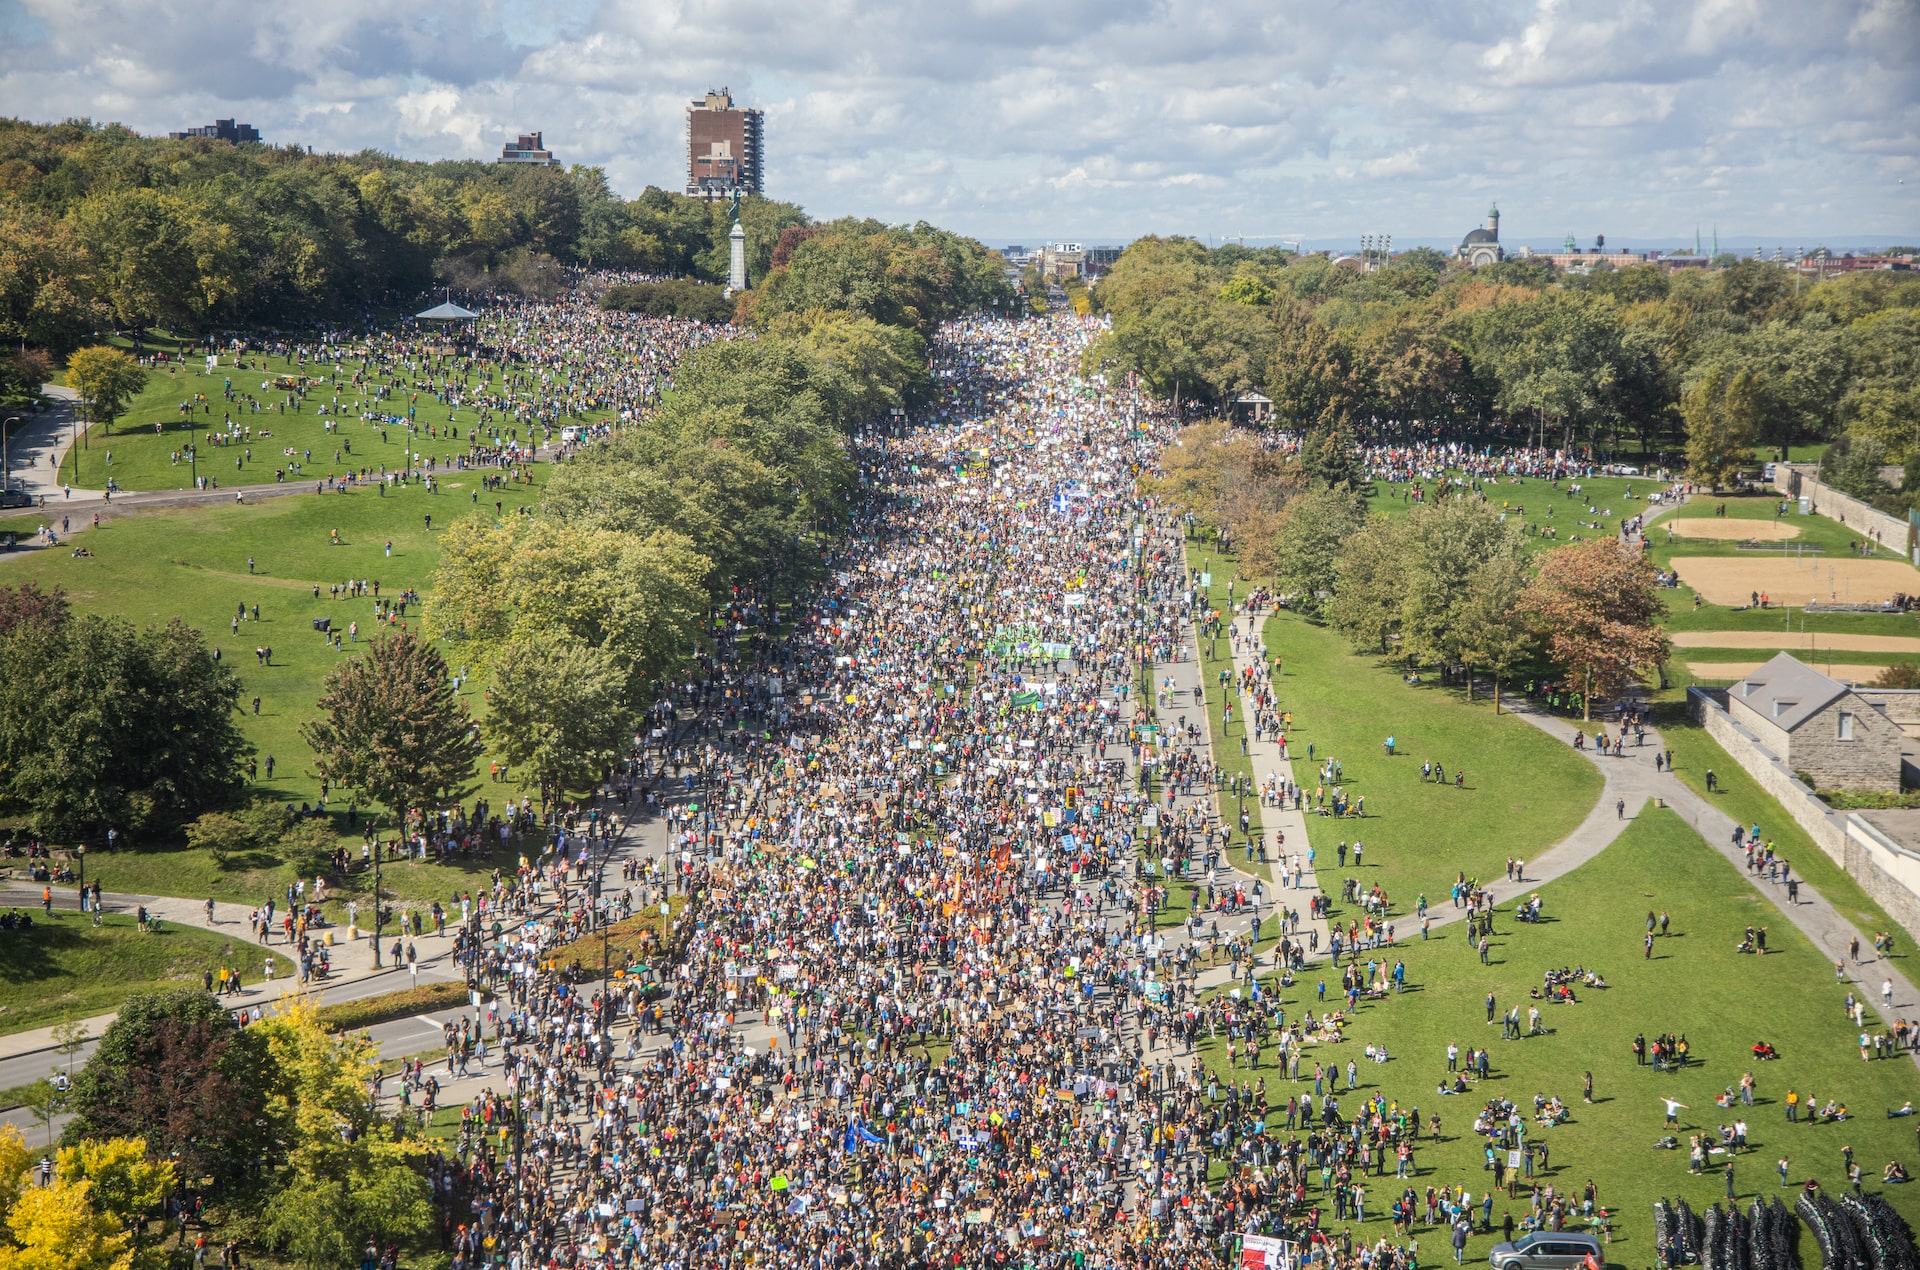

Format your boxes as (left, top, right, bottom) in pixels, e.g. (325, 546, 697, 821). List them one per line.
(0, 117, 809, 345)
(63, 990, 272, 1190)
(0, 612, 249, 839)
(300, 630, 480, 829)
(1088, 232, 1920, 466)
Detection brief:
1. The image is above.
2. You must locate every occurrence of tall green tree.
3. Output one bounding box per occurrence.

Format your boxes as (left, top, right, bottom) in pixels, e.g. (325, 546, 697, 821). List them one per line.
(1681, 365, 1761, 488)
(300, 630, 480, 834)
(1268, 488, 1367, 616)
(0, 615, 249, 839)
(1297, 421, 1368, 493)
(1455, 552, 1537, 710)
(64, 346, 145, 438)
(487, 629, 632, 806)
(1395, 499, 1528, 676)
(1266, 303, 1355, 429)
(63, 990, 274, 1190)
(1326, 518, 1408, 654)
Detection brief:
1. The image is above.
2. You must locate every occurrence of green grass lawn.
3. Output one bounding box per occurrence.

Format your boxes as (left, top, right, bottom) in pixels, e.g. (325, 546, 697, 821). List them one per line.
(1753, 445, 1830, 465)
(76, 836, 529, 922)
(1192, 809, 1920, 1252)
(0, 474, 555, 917)
(1257, 609, 1602, 908)
(0, 912, 292, 1033)
(1658, 718, 1916, 946)
(1368, 475, 1661, 557)
(56, 329, 602, 493)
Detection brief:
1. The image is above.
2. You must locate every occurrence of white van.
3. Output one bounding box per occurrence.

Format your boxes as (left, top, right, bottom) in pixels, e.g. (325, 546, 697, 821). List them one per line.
(560, 425, 583, 444)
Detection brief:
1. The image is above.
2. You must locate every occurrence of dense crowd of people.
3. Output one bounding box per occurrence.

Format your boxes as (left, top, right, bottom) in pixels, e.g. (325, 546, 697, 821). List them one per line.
(135, 293, 730, 494)
(418, 315, 1425, 1270)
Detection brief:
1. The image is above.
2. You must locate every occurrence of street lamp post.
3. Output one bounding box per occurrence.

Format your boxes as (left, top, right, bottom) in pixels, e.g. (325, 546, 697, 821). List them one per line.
(185, 443, 197, 491)
(371, 820, 384, 969)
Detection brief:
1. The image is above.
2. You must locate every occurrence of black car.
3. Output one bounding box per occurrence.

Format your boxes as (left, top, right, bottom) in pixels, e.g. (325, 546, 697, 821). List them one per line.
(0, 489, 32, 509)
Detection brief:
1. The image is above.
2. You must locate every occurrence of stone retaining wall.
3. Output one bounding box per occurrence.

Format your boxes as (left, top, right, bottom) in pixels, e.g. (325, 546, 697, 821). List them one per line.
(1690, 686, 1920, 938)
(1773, 464, 1913, 560)
(1690, 686, 1850, 863)
(1842, 817, 1920, 941)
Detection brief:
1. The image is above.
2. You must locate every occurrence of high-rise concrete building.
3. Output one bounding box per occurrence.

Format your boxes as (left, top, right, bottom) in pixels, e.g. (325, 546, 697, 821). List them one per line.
(685, 88, 763, 201)
(499, 132, 560, 166)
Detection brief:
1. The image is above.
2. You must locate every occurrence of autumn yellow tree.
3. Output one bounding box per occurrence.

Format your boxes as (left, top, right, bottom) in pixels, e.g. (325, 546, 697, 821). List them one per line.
(64, 347, 146, 439)
(55, 1139, 171, 1270)
(0, 1177, 131, 1270)
(0, 1125, 29, 1240)
(256, 1002, 432, 1270)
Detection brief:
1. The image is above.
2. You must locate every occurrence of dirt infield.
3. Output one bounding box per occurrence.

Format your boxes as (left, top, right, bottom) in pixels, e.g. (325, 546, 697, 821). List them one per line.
(1671, 555, 1920, 607)
(1667, 518, 1799, 541)
(1672, 632, 1920, 652)
(1686, 660, 1903, 684)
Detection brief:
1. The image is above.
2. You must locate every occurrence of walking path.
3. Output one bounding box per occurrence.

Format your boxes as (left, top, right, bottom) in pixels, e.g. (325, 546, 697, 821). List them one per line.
(1223, 591, 1920, 1070)
(0, 885, 464, 1074)
(1215, 608, 1328, 955)
(1496, 693, 1920, 1068)
(2, 389, 80, 499)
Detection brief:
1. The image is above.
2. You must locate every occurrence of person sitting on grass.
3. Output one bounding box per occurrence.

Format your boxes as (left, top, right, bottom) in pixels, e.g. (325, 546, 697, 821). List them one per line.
(1886, 1160, 1911, 1183)
(1889, 1101, 1914, 1118)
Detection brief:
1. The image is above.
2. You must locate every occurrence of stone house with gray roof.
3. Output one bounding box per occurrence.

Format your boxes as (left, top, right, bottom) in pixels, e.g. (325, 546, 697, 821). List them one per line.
(1727, 652, 1903, 791)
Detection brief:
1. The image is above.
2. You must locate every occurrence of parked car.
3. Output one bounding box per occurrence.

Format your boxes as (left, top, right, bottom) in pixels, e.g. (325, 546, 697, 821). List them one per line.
(0, 488, 33, 509)
(1488, 1233, 1604, 1270)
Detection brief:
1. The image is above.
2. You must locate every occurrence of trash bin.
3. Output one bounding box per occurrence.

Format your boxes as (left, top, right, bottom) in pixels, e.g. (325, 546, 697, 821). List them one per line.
(312, 617, 331, 633)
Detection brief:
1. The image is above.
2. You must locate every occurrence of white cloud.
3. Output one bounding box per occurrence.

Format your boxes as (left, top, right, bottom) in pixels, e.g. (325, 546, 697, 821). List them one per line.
(0, 0, 1911, 242)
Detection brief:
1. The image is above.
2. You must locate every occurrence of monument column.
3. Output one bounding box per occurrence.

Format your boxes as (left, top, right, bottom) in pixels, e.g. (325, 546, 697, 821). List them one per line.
(728, 220, 747, 295)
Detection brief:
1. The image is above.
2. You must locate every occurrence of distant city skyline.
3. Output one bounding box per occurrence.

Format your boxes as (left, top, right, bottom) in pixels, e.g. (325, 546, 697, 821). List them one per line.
(0, 0, 1913, 243)
(993, 233, 1914, 256)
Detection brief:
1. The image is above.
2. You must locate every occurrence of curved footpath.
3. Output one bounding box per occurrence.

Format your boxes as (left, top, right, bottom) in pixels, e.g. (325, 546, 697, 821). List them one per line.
(0, 886, 464, 1067)
(1224, 590, 1919, 1071)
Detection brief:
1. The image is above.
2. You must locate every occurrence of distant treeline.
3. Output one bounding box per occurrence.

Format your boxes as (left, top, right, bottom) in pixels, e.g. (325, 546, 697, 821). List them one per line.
(1087, 237, 1920, 483)
(0, 117, 811, 346)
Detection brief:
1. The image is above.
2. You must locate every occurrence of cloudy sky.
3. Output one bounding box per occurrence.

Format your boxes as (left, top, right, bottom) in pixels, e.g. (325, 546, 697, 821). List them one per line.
(1, 0, 1915, 247)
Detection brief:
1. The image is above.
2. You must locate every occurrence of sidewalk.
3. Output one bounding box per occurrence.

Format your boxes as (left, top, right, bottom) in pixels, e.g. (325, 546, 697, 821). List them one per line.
(3, 387, 89, 503)
(0, 885, 464, 1066)
(1219, 609, 1330, 959)
(1493, 692, 1920, 1069)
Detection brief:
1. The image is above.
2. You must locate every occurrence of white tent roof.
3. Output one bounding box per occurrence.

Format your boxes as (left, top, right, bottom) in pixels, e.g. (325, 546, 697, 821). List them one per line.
(415, 301, 480, 320)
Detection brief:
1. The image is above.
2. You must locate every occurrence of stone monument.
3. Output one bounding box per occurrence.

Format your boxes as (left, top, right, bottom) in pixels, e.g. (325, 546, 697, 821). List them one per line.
(726, 189, 747, 295)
